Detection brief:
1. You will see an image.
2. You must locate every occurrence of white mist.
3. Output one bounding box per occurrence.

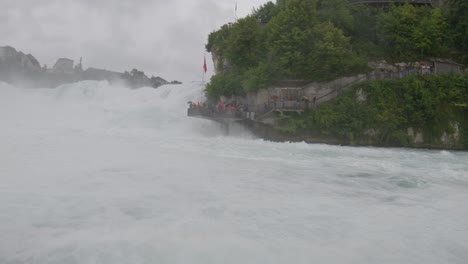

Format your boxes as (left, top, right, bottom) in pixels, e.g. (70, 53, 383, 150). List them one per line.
(0, 81, 467, 264)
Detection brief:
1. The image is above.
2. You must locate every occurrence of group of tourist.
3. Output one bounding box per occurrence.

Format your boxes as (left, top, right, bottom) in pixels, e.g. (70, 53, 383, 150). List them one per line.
(188, 102, 205, 109)
(189, 96, 319, 119)
(216, 101, 239, 113)
(188, 100, 243, 118)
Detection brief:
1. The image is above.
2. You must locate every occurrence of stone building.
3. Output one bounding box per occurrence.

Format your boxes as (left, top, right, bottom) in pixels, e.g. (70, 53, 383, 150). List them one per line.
(430, 59, 463, 74)
(52, 58, 74, 73)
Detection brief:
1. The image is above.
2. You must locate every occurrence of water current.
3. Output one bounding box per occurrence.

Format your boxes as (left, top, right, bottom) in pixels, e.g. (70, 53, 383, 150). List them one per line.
(1, 81, 467, 264)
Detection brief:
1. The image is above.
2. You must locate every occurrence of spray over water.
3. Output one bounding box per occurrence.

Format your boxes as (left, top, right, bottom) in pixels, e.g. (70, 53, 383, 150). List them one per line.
(1, 81, 467, 264)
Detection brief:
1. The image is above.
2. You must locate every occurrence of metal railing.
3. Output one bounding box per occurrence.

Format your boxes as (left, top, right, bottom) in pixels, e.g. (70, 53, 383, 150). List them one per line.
(313, 75, 368, 107)
(348, 0, 432, 5)
(187, 107, 244, 120)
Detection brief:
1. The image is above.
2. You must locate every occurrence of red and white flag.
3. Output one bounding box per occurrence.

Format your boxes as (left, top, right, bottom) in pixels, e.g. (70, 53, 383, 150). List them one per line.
(203, 56, 207, 73)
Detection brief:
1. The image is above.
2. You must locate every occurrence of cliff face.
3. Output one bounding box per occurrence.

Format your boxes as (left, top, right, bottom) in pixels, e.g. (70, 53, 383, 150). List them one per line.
(0, 46, 42, 82)
(255, 73, 468, 150)
(210, 50, 231, 74)
(0, 46, 175, 88)
(0, 46, 41, 71)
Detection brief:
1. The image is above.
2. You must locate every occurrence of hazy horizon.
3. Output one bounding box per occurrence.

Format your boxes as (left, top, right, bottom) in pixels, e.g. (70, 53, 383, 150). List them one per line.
(1, 0, 270, 83)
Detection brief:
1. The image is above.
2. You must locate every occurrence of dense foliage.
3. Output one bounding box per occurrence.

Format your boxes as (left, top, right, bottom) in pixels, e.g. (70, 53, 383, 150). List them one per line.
(205, 0, 465, 99)
(280, 74, 468, 148)
(205, 0, 368, 99)
(445, 0, 468, 62)
(377, 4, 446, 60)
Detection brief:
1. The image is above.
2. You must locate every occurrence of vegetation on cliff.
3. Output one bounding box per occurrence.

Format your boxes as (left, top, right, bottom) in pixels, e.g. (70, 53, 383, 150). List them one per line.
(205, 0, 466, 100)
(278, 73, 468, 148)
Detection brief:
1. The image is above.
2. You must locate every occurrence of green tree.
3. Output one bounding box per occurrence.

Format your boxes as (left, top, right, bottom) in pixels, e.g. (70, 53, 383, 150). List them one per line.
(206, 24, 232, 53)
(205, 71, 243, 100)
(349, 4, 385, 59)
(317, 0, 355, 34)
(206, 24, 233, 71)
(252, 1, 280, 25)
(378, 4, 447, 61)
(446, 0, 468, 62)
(267, 0, 319, 78)
(241, 62, 276, 93)
(412, 8, 446, 56)
(225, 16, 265, 70)
(308, 22, 365, 80)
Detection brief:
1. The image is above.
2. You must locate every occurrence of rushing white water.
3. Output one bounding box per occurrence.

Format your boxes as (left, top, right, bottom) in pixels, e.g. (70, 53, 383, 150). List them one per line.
(0, 81, 467, 264)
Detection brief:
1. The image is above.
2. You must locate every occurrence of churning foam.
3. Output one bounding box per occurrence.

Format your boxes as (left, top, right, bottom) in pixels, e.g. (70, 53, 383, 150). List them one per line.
(0, 81, 467, 264)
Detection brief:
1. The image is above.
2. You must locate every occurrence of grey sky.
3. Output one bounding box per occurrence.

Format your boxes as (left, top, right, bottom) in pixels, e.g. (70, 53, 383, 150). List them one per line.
(1, 0, 270, 82)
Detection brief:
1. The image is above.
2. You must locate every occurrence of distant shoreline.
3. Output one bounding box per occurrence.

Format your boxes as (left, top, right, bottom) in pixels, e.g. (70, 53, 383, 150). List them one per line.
(0, 45, 181, 88)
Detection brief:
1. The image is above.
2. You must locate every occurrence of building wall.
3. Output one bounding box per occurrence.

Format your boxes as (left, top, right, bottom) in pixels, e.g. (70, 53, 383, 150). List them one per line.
(434, 62, 461, 74)
(53, 58, 74, 73)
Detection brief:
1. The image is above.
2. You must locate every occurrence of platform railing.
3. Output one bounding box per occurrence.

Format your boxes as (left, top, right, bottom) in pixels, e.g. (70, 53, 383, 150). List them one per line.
(348, 0, 432, 5)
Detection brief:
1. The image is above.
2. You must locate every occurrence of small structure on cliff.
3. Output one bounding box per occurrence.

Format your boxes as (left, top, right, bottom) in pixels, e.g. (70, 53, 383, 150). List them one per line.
(74, 57, 83, 72)
(430, 59, 463, 74)
(52, 58, 74, 73)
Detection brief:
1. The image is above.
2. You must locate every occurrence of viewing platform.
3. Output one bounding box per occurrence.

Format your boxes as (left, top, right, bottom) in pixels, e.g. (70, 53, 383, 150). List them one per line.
(187, 107, 246, 122)
(187, 100, 308, 126)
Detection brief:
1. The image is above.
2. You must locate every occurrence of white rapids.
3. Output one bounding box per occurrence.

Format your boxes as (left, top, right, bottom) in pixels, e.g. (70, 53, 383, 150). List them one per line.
(0, 81, 467, 264)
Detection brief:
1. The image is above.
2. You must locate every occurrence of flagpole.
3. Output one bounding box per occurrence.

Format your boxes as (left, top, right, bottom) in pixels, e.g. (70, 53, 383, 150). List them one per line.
(235, 2, 238, 22)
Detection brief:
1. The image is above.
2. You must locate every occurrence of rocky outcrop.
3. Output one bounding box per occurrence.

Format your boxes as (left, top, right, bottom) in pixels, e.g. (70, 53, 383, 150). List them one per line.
(407, 122, 461, 149)
(0, 45, 179, 88)
(121, 69, 170, 89)
(211, 50, 231, 74)
(0, 46, 42, 83)
(0, 46, 41, 71)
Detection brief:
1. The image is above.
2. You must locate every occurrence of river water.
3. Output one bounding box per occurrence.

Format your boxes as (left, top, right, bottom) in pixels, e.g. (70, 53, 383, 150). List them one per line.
(1, 81, 467, 264)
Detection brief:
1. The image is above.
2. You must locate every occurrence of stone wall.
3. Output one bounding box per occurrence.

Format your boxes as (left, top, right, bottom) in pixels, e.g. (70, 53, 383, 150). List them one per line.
(245, 74, 367, 110)
(302, 74, 367, 103)
(407, 122, 461, 148)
